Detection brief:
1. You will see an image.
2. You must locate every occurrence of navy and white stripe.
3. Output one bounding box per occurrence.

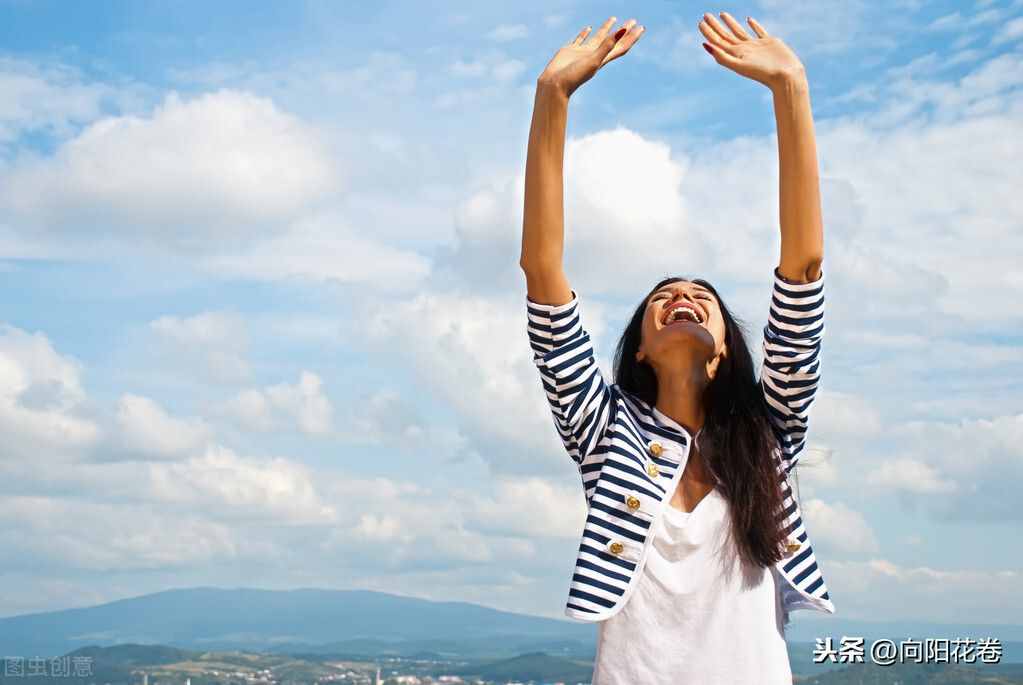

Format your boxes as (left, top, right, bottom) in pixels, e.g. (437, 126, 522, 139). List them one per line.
(526, 267, 835, 623)
(761, 266, 825, 476)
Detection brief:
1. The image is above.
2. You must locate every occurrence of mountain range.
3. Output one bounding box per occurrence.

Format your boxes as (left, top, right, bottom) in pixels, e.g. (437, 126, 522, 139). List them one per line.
(2, 586, 1020, 665)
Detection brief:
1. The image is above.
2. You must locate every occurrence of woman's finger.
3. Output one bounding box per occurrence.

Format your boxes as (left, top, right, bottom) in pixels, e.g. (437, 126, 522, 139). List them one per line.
(569, 25, 591, 46)
(747, 16, 769, 39)
(602, 22, 644, 66)
(718, 12, 752, 40)
(701, 12, 739, 44)
(703, 40, 743, 71)
(584, 15, 618, 47)
(699, 20, 740, 57)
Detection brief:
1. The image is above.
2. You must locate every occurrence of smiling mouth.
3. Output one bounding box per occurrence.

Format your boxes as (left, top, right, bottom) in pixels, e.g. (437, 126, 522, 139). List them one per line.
(662, 304, 704, 326)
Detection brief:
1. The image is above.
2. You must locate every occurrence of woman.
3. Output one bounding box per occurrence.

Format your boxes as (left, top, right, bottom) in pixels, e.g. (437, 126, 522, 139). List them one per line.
(520, 12, 835, 684)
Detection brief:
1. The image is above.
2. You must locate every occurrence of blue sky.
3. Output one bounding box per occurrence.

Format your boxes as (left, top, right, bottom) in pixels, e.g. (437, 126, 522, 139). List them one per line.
(0, 0, 1021, 629)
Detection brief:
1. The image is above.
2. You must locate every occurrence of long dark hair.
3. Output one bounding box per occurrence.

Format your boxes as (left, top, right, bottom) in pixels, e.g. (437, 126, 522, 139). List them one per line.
(613, 276, 790, 568)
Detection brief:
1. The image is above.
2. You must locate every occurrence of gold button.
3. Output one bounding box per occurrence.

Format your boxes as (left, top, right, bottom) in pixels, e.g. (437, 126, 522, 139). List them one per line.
(786, 542, 801, 553)
(608, 541, 624, 555)
(646, 462, 660, 477)
(625, 495, 640, 510)
(648, 441, 663, 456)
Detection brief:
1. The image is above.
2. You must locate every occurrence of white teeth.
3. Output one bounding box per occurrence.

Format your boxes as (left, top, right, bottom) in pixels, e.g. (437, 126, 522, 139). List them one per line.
(665, 306, 701, 324)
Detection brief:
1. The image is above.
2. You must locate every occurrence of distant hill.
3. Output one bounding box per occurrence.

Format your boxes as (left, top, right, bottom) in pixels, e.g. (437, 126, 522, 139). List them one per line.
(451, 651, 593, 684)
(0, 644, 200, 685)
(67, 643, 195, 665)
(0, 587, 595, 655)
(1, 640, 1020, 685)
(2, 586, 1021, 668)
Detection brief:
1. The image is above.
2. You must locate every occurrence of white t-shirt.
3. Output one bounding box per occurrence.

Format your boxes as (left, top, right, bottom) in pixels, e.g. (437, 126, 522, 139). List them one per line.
(591, 485, 792, 684)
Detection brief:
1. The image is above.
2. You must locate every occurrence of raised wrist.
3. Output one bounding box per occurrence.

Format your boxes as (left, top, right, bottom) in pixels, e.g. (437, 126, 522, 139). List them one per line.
(770, 68, 809, 97)
(536, 78, 570, 104)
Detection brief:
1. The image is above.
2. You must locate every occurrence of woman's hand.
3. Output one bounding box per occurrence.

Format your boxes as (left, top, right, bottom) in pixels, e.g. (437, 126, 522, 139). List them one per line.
(537, 16, 645, 98)
(698, 11, 805, 90)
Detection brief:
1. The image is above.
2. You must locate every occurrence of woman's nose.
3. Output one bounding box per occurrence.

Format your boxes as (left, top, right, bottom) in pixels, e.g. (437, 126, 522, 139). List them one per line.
(672, 291, 695, 304)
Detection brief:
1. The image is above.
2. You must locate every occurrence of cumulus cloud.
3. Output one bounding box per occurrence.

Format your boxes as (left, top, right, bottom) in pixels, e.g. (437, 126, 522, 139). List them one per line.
(882, 413, 1023, 520)
(342, 388, 470, 457)
(0, 57, 139, 145)
(450, 56, 526, 83)
(867, 458, 959, 495)
(115, 393, 212, 460)
(486, 24, 529, 42)
(309, 473, 584, 586)
(825, 558, 1023, 621)
(812, 390, 885, 437)
(467, 477, 586, 540)
(0, 89, 338, 252)
(149, 311, 251, 384)
(364, 288, 611, 473)
(223, 371, 334, 436)
(0, 496, 245, 571)
(443, 127, 698, 297)
(0, 323, 102, 460)
(801, 498, 880, 556)
(199, 209, 431, 290)
(146, 443, 337, 524)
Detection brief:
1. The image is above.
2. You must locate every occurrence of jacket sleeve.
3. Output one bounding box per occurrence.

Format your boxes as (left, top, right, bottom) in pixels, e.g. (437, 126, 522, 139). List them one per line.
(527, 291, 615, 467)
(761, 266, 825, 475)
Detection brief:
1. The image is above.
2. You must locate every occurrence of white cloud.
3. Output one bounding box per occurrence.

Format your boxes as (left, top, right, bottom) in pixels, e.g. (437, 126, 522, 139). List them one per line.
(0, 496, 246, 571)
(199, 209, 431, 290)
(352, 512, 411, 544)
(801, 498, 880, 556)
(750, 0, 881, 56)
(810, 390, 885, 437)
(343, 388, 470, 456)
(825, 558, 1023, 621)
(224, 371, 334, 436)
(487, 24, 529, 42)
(867, 458, 958, 494)
(0, 57, 140, 144)
(791, 445, 841, 487)
(149, 311, 250, 384)
(889, 414, 1023, 515)
(492, 59, 526, 82)
(450, 59, 488, 78)
(116, 393, 212, 460)
(445, 127, 697, 297)
(0, 89, 338, 251)
(993, 16, 1023, 44)
(146, 443, 337, 524)
(0, 323, 102, 459)
(365, 288, 610, 472)
(926, 7, 1007, 32)
(468, 477, 586, 540)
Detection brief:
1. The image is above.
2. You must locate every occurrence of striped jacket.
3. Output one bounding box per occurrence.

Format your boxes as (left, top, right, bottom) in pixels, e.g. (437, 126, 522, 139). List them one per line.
(526, 267, 835, 624)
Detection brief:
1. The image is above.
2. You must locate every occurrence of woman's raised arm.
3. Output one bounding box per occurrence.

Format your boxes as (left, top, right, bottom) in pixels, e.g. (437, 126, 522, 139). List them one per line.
(519, 83, 572, 305)
(698, 11, 823, 282)
(520, 17, 644, 305)
(699, 11, 826, 473)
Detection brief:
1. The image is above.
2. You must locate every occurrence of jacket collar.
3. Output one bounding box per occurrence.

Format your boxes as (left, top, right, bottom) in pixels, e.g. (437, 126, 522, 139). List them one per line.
(650, 405, 700, 446)
(621, 388, 698, 449)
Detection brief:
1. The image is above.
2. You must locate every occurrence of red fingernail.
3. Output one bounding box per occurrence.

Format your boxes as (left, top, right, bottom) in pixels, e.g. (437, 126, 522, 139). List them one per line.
(703, 42, 712, 53)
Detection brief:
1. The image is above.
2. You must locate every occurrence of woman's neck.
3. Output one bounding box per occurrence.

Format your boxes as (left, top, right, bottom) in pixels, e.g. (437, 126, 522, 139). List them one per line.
(653, 365, 708, 438)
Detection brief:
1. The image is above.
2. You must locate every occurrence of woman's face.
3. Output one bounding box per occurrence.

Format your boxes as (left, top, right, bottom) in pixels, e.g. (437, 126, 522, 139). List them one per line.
(636, 280, 728, 375)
